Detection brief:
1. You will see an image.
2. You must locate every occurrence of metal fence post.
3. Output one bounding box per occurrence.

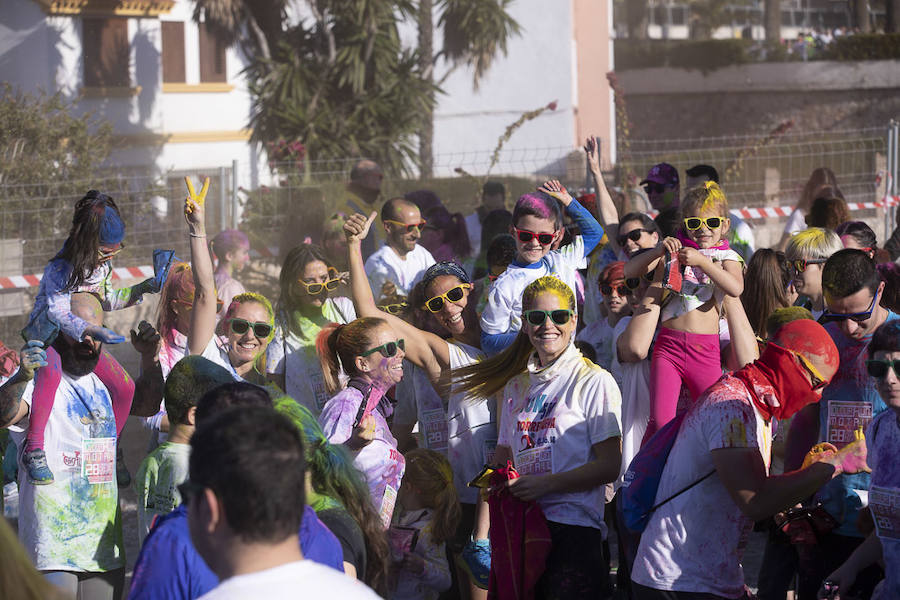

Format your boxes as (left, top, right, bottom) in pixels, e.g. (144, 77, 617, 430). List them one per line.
(219, 166, 227, 233)
(886, 123, 893, 243)
(231, 159, 239, 229)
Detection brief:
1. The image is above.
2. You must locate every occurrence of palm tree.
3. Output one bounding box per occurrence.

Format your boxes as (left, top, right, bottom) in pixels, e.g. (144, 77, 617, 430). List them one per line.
(193, 0, 519, 177)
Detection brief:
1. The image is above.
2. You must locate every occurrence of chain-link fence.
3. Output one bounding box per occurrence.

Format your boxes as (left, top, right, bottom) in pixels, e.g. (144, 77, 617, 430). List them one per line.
(0, 122, 897, 343)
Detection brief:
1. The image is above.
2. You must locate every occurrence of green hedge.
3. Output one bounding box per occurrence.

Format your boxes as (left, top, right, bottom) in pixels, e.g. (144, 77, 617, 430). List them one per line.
(616, 34, 900, 72)
(821, 33, 900, 60)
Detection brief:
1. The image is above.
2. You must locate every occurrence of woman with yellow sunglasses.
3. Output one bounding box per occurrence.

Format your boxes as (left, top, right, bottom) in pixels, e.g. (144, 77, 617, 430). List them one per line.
(344, 212, 496, 597)
(266, 244, 356, 415)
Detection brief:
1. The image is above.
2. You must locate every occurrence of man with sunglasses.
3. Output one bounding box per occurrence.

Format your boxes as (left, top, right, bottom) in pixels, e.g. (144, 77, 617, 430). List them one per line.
(577, 261, 632, 375)
(364, 198, 435, 301)
(639, 163, 681, 238)
(784, 249, 898, 598)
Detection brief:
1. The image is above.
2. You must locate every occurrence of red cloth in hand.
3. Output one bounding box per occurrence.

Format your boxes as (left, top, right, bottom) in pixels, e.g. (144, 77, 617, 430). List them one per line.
(487, 462, 552, 600)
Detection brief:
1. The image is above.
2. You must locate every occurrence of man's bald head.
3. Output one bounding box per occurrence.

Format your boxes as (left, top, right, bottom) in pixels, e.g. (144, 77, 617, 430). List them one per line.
(381, 197, 417, 223)
(350, 159, 383, 193)
(71, 292, 103, 328)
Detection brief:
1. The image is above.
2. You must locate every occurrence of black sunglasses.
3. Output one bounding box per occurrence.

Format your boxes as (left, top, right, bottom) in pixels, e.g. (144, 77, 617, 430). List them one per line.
(515, 228, 555, 245)
(361, 338, 405, 358)
(616, 228, 652, 246)
(523, 309, 573, 326)
(867, 359, 900, 379)
(643, 182, 666, 194)
(228, 318, 273, 339)
(601, 284, 631, 297)
(625, 270, 656, 290)
(821, 288, 880, 324)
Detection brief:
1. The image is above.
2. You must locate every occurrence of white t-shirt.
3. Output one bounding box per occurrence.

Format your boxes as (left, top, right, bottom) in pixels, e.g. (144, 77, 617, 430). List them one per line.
(365, 244, 436, 297)
(393, 361, 448, 454)
(611, 316, 651, 479)
(481, 236, 585, 336)
(497, 343, 621, 532)
(465, 212, 483, 258)
(865, 410, 900, 600)
(631, 374, 772, 598)
(576, 317, 617, 374)
(198, 560, 380, 600)
(447, 341, 496, 505)
(197, 336, 244, 381)
(784, 207, 807, 236)
(10, 372, 124, 572)
(267, 297, 356, 414)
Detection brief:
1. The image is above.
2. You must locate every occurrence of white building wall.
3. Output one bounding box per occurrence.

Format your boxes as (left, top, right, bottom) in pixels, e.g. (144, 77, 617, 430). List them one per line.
(430, 0, 577, 176)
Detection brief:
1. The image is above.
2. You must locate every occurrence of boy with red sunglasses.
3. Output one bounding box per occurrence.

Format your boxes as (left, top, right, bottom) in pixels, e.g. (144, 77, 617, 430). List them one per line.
(479, 179, 604, 355)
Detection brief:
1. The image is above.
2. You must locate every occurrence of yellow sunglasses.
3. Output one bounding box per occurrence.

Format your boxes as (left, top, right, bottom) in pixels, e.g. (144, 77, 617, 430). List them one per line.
(423, 284, 470, 313)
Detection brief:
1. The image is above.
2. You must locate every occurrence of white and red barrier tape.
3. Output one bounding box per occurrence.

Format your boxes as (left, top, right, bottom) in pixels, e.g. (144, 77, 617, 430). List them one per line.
(649, 196, 900, 220)
(0, 265, 154, 290)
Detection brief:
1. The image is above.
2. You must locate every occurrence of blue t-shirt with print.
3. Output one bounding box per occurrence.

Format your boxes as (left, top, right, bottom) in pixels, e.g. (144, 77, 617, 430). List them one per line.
(815, 311, 900, 537)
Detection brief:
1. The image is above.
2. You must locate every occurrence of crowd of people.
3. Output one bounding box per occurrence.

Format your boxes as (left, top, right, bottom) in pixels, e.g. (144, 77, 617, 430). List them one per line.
(3, 139, 900, 600)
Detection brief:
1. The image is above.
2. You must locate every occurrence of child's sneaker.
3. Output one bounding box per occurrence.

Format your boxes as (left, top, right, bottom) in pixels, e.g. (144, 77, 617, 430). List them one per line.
(457, 538, 491, 590)
(116, 444, 131, 488)
(23, 449, 53, 485)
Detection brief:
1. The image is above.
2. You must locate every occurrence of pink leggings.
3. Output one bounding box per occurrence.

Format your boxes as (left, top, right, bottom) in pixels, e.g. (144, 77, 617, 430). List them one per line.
(643, 327, 722, 446)
(25, 347, 134, 452)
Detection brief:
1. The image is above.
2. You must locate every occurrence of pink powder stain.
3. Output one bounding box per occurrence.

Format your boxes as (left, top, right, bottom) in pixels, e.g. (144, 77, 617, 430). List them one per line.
(515, 194, 553, 219)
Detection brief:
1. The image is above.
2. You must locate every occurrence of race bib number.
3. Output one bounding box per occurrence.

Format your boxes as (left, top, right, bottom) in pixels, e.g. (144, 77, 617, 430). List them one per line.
(421, 409, 449, 453)
(82, 437, 115, 485)
(483, 439, 498, 466)
(870, 485, 900, 540)
(826, 401, 873, 448)
(516, 445, 552, 476)
(380, 485, 397, 529)
(310, 370, 329, 411)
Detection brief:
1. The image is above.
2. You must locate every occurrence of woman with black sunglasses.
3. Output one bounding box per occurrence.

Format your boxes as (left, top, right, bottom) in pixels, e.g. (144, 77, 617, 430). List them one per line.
(823, 319, 900, 598)
(785, 227, 843, 319)
(267, 245, 356, 414)
(316, 316, 407, 528)
(184, 179, 275, 385)
(454, 275, 622, 599)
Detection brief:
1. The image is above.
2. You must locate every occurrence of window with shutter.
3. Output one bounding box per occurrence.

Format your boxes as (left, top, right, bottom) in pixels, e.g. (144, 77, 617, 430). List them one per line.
(198, 22, 227, 83)
(83, 18, 129, 88)
(161, 21, 186, 83)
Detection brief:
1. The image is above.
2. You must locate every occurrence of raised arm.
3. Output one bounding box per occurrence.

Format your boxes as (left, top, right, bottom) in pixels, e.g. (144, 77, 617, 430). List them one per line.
(538, 179, 604, 255)
(129, 320, 165, 417)
(585, 136, 622, 253)
(617, 268, 663, 363)
(184, 177, 217, 356)
(344, 213, 446, 379)
(722, 295, 759, 371)
(0, 341, 46, 428)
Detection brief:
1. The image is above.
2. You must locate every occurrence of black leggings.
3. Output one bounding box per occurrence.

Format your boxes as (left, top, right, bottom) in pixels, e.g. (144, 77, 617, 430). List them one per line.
(535, 521, 611, 600)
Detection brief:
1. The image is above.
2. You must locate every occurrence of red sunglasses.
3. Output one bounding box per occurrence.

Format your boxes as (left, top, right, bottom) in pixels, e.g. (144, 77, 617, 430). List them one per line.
(515, 228, 555, 246)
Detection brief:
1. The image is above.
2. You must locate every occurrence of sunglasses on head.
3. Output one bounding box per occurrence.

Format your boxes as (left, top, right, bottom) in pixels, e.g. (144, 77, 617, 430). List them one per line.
(683, 216, 723, 231)
(377, 302, 409, 315)
(424, 283, 470, 313)
(617, 228, 652, 246)
(792, 350, 828, 391)
(361, 338, 405, 357)
(601, 284, 632, 297)
(97, 243, 125, 260)
(821, 288, 880, 324)
(790, 258, 827, 274)
(514, 228, 556, 246)
(867, 359, 900, 379)
(384, 219, 426, 233)
(298, 269, 341, 295)
(227, 318, 273, 339)
(523, 309, 573, 327)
